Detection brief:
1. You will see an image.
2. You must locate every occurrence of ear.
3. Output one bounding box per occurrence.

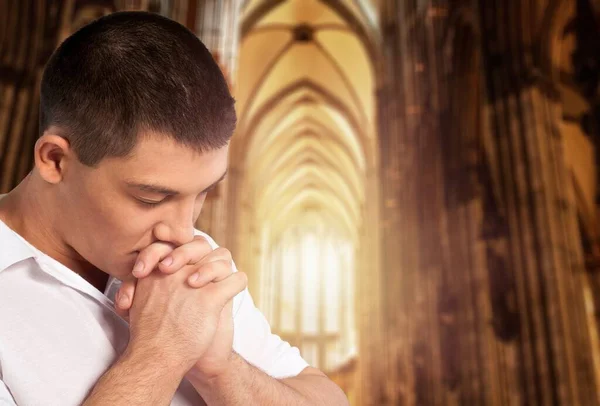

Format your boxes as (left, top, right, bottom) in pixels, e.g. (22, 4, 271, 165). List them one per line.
(34, 131, 74, 184)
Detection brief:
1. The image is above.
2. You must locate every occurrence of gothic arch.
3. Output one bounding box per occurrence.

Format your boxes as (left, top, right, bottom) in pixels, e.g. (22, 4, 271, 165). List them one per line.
(228, 1, 380, 387)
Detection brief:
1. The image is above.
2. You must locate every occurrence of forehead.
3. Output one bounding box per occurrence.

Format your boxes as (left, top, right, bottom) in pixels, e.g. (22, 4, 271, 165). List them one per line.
(101, 135, 229, 189)
(131, 134, 228, 160)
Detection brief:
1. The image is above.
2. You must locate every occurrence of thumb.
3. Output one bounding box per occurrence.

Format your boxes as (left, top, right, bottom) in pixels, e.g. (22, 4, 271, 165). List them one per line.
(114, 291, 130, 322)
(115, 278, 137, 311)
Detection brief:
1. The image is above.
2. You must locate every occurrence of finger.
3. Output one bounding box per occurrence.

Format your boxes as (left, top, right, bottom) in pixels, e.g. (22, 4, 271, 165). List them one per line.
(187, 257, 233, 288)
(157, 235, 214, 274)
(195, 247, 232, 268)
(133, 241, 176, 278)
(116, 278, 137, 310)
(114, 293, 130, 321)
(208, 271, 248, 307)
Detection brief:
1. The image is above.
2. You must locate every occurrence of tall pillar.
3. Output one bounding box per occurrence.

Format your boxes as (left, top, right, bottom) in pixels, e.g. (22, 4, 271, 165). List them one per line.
(376, 0, 600, 404)
(354, 166, 386, 406)
(478, 1, 598, 403)
(375, 1, 417, 403)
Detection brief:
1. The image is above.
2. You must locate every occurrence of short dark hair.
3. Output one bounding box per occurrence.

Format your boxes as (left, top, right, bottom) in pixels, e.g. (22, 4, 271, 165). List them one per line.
(40, 11, 236, 166)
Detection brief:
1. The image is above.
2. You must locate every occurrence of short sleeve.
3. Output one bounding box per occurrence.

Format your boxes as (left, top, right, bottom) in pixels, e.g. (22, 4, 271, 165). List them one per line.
(231, 288, 309, 379)
(0, 380, 16, 405)
(193, 230, 309, 379)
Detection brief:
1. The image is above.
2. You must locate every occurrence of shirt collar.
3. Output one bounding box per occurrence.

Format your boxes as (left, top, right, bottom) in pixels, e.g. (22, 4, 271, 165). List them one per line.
(0, 219, 37, 272)
(0, 218, 118, 311)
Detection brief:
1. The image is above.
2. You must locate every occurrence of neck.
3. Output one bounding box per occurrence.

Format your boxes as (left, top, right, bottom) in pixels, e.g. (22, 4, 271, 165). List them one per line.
(0, 174, 109, 291)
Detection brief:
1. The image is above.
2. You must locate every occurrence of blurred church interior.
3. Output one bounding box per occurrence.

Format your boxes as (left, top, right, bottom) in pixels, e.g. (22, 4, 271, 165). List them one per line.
(2, 0, 600, 404)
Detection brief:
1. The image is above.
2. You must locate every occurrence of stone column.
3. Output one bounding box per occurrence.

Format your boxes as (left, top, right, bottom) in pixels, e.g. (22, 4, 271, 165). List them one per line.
(477, 1, 598, 403)
(375, 0, 600, 404)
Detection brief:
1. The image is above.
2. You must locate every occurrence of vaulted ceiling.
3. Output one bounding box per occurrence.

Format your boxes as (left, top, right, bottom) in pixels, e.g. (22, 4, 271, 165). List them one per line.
(233, 0, 378, 243)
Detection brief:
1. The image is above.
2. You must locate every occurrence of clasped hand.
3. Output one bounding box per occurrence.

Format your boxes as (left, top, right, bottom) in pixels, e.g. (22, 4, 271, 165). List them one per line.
(114, 236, 247, 380)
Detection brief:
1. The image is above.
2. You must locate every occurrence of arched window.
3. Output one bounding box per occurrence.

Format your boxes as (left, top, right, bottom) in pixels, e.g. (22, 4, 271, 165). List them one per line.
(260, 223, 357, 372)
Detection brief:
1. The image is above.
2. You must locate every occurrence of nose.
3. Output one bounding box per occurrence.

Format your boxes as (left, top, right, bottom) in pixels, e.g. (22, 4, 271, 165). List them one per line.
(153, 200, 196, 246)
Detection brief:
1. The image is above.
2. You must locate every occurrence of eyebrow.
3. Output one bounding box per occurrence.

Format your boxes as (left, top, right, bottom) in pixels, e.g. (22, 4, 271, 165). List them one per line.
(126, 170, 228, 196)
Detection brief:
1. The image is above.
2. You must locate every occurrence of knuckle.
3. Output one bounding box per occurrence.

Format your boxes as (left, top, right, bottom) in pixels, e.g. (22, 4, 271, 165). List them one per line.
(193, 235, 213, 249)
(195, 260, 215, 273)
(169, 248, 188, 263)
(205, 247, 228, 262)
(215, 258, 233, 269)
(213, 247, 231, 258)
(235, 271, 248, 286)
(140, 243, 172, 262)
(198, 258, 231, 273)
(136, 249, 152, 263)
(212, 262, 232, 279)
(207, 261, 230, 275)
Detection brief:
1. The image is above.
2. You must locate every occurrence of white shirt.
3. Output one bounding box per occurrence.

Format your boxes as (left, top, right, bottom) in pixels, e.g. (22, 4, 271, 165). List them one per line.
(0, 219, 308, 405)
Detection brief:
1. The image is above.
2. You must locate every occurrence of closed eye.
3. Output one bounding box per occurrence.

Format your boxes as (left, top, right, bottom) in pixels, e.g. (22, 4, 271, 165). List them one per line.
(135, 184, 218, 208)
(136, 198, 165, 208)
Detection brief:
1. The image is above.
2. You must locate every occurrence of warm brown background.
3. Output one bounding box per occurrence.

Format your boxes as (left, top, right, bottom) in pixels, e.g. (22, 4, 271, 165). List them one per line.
(2, 1, 600, 405)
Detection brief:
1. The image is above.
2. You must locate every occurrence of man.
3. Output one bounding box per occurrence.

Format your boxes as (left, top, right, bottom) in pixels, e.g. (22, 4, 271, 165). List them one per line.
(0, 11, 348, 405)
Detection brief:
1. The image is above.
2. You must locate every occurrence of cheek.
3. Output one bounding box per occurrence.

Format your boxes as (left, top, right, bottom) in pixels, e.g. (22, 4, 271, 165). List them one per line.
(111, 203, 157, 237)
(87, 195, 151, 247)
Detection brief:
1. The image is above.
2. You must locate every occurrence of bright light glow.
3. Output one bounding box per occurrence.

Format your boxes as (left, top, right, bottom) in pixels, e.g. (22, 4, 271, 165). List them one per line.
(325, 238, 341, 333)
(301, 233, 320, 334)
(281, 243, 297, 333)
(261, 226, 357, 372)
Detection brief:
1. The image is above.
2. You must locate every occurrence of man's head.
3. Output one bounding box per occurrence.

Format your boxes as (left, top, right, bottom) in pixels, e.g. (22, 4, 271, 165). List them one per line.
(29, 11, 234, 280)
(40, 11, 235, 165)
